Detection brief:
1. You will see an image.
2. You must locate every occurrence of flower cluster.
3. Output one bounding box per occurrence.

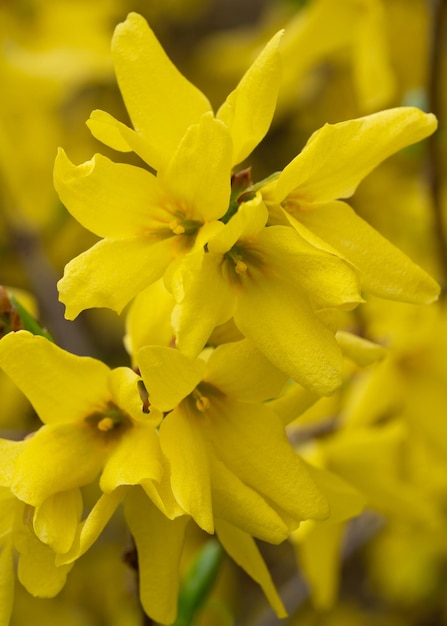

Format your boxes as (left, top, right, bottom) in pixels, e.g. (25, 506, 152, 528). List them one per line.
(0, 10, 442, 625)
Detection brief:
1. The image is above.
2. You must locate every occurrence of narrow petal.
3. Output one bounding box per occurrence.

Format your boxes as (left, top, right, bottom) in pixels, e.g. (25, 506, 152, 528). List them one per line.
(258, 225, 362, 310)
(217, 31, 283, 165)
(54, 149, 163, 238)
(0, 331, 110, 425)
(56, 487, 127, 565)
(0, 440, 25, 487)
(170, 250, 236, 358)
(234, 276, 344, 395)
(86, 109, 133, 152)
(0, 541, 14, 626)
(215, 519, 287, 618)
(159, 407, 214, 533)
(141, 474, 185, 521)
(296, 201, 440, 304)
(207, 196, 268, 254)
(12, 424, 106, 506)
(112, 13, 211, 170)
(33, 488, 83, 553)
(17, 532, 73, 597)
(210, 455, 289, 544)
(206, 398, 329, 523)
(159, 113, 232, 221)
(100, 423, 164, 492)
(124, 280, 175, 358)
(108, 367, 160, 426)
(275, 108, 437, 203)
(125, 487, 190, 625)
(205, 338, 287, 402)
(267, 383, 320, 426)
(336, 330, 387, 366)
(304, 463, 365, 524)
(137, 346, 206, 411)
(295, 523, 345, 610)
(58, 236, 178, 319)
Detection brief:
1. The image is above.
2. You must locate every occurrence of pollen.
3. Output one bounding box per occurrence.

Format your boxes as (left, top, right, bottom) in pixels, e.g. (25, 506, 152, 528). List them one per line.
(195, 394, 211, 412)
(169, 220, 186, 235)
(235, 260, 248, 274)
(97, 416, 115, 432)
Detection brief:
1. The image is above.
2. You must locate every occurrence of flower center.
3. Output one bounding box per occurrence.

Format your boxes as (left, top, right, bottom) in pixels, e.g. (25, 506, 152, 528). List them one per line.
(223, 244, 264, 283)
(85, 403, 131, 437)
(186, 381, 224, 416)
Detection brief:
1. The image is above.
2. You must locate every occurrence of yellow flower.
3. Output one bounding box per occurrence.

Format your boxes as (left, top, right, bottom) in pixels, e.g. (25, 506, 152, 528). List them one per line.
(137, 339, 330, 541)
(170, 195, 362, 395)
(264, 107, 440, 305)
(0, 485, 73, 626)
(0, 331, 165, 546)
(54, 12, 284, 319)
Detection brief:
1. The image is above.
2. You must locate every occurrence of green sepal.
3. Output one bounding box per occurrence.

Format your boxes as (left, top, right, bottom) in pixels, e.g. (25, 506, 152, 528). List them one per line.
(8, 294, 54, 342)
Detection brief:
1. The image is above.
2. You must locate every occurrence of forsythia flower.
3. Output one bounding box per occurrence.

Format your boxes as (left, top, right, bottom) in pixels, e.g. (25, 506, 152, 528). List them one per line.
(136, 339, 330, 539)
(0, 331, 167, 545)
(170, 196, 361, 394)
(263, 107, 440, 305)
(55, 13, 284, 318)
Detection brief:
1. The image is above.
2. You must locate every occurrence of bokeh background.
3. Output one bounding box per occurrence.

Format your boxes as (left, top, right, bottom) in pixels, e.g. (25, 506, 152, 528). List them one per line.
(1, 1, 447, 625)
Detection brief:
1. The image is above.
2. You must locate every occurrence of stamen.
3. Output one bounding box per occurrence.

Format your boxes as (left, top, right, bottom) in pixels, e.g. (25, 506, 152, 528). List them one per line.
(169, 220, 186, 235)
(97, 416, 115, 432)
(235, 260, 248, 274)
(192, 389, 211, 412)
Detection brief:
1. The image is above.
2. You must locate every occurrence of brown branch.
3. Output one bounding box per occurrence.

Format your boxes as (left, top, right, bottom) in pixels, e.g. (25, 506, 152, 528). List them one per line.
(427, 0, 447, 289)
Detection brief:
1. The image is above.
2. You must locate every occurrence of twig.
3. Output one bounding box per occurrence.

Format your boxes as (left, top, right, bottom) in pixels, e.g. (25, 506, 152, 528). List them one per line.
(427, 0, 447, 289)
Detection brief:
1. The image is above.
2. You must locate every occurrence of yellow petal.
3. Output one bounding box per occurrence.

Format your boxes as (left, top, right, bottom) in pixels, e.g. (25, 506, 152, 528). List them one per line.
(205, 399, 329, 523)
(0, 440, 25, 487)
(58, 236, 178, 319)
(267, 382, 320, 426)
(171, 250, 236, 358)
(86, 109, 133, 152)
(141, 474, 185, 521)
(108, 367, 160, 426)
(100, 423, 164, 492)
(159, 113, 232, 222)
(137, 346, 206, 411)
(336, 330, 387, 366)
(210, 455, 289, 544)
(12, 424, 105, 506)
(33, 489, 83, 554)
(304, 463, 366, 525)
(215, 519, 287, 619)
(125, 486, 189, 625)
(205, 338, 287, 402)
(234, 276, 344, 395)
(296, 201, 440, 304)
(160, 407, 214, 533)
(54, 149, 163, 238)
(352, 0, 396, 111)
(57, 487, 127, 565)
(124, 280, 175, 359)
(0, 541, 14, 626)
(217, 31, 283, 165)
(0, 331, 110, 425)
(17, 531, 72, 597)
(276, 108, 437, 203)
(259, 224, 362, 310)
(295, 522, 345, 610)
(207, 196, 268, 254)
(112, 13, 211, 171)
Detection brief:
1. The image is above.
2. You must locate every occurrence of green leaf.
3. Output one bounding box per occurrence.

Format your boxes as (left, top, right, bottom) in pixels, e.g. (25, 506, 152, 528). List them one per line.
(174, 539, 223, 626)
